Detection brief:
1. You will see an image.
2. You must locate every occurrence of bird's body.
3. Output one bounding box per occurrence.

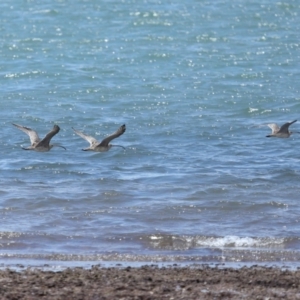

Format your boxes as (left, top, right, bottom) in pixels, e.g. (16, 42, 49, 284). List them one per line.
(72, 124, 126, 152)
(12, 123, 66, 151)
(266, 120, 298, 138)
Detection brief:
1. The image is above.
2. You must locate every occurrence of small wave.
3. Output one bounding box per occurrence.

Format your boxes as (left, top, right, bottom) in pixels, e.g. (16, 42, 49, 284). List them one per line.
(146, 234, 286, 250)
(196, 236, 285, 248)
(31, 9, 58, 15)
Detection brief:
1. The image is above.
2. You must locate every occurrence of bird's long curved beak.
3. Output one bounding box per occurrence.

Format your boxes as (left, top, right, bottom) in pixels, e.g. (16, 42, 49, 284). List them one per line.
(53, 144, 67, 150)
(112, 145, 126, 150)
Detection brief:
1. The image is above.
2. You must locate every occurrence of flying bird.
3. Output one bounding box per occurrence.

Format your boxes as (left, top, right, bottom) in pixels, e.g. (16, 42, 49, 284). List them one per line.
(72, 124, 126, 152)
(12, 123, 66, 151)
(265, 120, 298, 138)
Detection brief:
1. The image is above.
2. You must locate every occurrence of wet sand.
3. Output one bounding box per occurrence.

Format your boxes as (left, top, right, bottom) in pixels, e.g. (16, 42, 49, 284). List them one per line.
(1, 265, 300, 299)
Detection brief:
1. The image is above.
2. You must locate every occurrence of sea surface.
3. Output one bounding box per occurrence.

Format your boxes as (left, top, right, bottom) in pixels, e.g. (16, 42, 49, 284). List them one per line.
(1, 0, 300, 268)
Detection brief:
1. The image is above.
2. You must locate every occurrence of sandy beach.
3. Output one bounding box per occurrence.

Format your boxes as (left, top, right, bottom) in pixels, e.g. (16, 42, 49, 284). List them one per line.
(1, 265, 300, 299)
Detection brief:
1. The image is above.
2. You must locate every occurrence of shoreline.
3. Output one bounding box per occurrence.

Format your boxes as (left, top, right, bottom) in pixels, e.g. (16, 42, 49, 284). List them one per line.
(1, 265, 300, 299)
(1, 258, 300, 272)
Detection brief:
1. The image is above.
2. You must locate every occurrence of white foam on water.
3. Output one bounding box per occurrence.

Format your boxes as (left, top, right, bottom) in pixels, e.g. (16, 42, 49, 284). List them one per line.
(195, 236, 285, 249)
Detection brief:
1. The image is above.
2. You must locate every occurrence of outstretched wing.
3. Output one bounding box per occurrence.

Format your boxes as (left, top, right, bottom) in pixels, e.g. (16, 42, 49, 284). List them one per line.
(99, 124, 126, 147)
(267, 123, 280, 134)
(72, 127, 98, 146)
(278, 120, 297, 133)
(253, 123, 280, 133)
(39, 125, 60, 147)
(12, 123, 40, 145)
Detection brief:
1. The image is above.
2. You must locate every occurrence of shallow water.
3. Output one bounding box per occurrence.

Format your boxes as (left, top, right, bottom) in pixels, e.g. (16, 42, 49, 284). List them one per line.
(1, 0, 300, 267)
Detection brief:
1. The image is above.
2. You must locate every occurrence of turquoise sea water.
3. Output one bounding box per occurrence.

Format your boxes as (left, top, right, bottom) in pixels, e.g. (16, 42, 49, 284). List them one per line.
(1, 0, 300, 267)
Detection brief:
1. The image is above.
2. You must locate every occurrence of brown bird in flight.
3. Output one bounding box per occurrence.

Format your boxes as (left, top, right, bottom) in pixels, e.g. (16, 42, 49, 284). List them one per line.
(266, 120, 299, 138)
(72, 124, 126, 152)
(12, 123, 66, 151)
